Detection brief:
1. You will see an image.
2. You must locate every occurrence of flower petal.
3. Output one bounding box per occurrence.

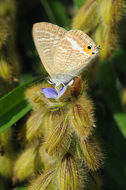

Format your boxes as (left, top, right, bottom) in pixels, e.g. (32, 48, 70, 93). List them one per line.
(58, 80, 74, 98)
(58, 85, 67, 98)
(41, 88, 58, 99)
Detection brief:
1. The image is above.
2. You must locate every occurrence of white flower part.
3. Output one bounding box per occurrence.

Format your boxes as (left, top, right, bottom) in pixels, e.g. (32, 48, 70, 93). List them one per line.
(68, 79, 74, 86)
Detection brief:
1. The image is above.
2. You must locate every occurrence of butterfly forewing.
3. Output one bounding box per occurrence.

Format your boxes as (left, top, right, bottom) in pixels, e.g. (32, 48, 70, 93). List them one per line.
(32, 22, 67, 76)
(54, 29, 97, 76)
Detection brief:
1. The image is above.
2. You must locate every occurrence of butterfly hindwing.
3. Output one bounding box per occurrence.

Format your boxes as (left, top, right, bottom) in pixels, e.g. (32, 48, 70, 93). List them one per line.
(54, 29, 97, 76)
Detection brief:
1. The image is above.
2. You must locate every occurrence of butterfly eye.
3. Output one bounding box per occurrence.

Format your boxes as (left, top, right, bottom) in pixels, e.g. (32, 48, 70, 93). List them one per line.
(88, 46, 92, 49)
(92, 52, 95, 55)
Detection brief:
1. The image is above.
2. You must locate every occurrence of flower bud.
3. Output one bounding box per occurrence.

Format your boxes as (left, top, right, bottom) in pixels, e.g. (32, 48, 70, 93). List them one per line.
(70, 96, 95, 138)
(56, 77, 83, 102)
(58, 153, 84, 190)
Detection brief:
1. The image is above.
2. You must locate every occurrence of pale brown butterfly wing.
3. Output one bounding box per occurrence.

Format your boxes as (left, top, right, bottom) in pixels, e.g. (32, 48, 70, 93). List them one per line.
(32, 22, 67, 76)
(54, 29, 98, 77)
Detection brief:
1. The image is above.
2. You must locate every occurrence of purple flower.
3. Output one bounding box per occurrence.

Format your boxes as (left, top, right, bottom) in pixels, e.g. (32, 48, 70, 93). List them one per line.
(41, 88, 58, 99)
(41, 80, 73, 99)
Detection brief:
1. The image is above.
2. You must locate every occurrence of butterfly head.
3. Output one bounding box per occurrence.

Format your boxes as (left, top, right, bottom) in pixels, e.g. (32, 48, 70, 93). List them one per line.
(83, 44, 99, 57)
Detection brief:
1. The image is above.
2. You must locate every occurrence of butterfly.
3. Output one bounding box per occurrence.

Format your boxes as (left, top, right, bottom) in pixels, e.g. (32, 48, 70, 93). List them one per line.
(32, 22, 99, 87)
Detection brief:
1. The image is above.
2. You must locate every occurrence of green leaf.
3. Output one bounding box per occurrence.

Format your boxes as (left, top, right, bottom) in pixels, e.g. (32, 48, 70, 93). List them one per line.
(105, 154, 126, 189)
(0, 77, 39, 134)
(112, 48, 126, 76)
(19, 73, 39, 85)
(13, 187, 27, 190)
(41, 0, 70, 28)
(73, 0, 86, 8)
(98, 61, 126, 137)
(95, 97, 126, 189)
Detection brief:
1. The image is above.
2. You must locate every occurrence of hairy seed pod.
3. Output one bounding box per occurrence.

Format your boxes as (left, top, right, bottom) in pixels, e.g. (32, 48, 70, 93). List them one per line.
(0, 128, 15, 178)
(58, 77, 83, 101)
(72, 0, 125, 60)
(26, 109, 45, 142)
(28, 167, 56, 190)
(25, 83, 48, 110)
(0, 60, 12, 81)
(44, 109, 66, 135)
(80, 137, 103, 170)
(72, 0, 100, 33)
(122, 88, 126, 108)
(70, 96, 95, 138)
(39, 147, 57, 169)
(72, 76, 83, 98)
(0, 0, 20, 79)
(101, 0, 113, 25)
(13, 141, 42, 182)
(44, 115, 70, 156)
(94, 23, 118, 59)
(0, 19, 8, 48)
(0, 153, 14, 178)
(58, 153, 84, 190)
(101, 0, 124, 26)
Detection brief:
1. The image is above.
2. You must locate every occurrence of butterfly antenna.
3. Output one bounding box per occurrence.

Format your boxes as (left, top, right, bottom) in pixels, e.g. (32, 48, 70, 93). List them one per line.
(95, 45, 103, 50)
